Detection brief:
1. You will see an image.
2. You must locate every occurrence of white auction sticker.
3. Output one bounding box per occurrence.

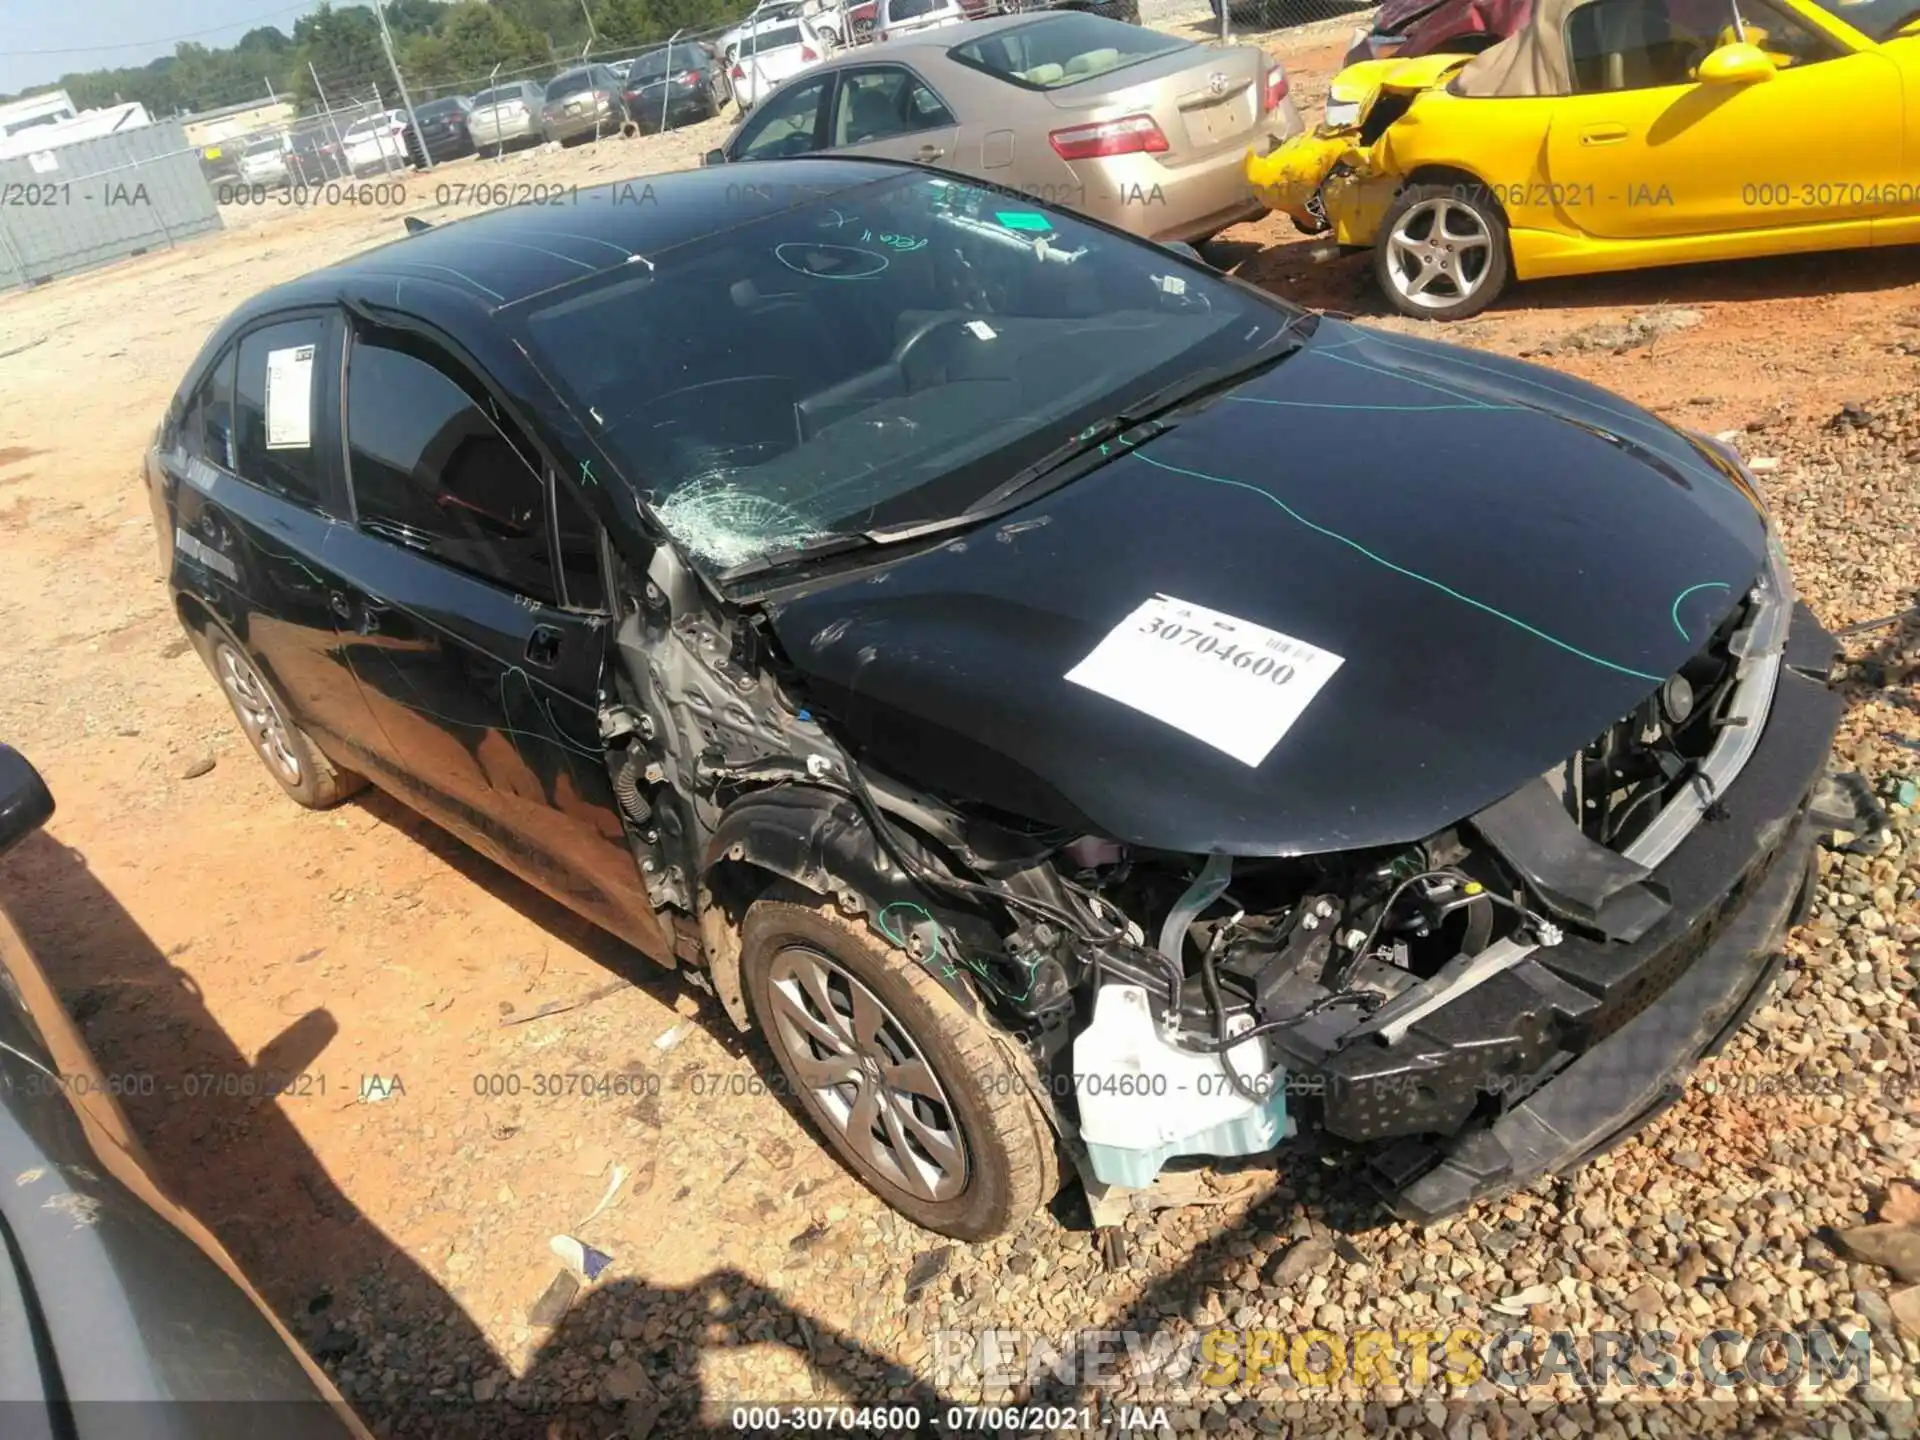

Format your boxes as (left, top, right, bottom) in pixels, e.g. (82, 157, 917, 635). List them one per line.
(1064, 594, 1344, 767)
(264, 344, 315, 450)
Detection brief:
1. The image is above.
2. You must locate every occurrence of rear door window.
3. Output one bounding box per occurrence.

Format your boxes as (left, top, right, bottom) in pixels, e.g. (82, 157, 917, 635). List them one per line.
(344, 331, 561, 605)
(830, 66, 956, 145)
(233, 317, 331, 511)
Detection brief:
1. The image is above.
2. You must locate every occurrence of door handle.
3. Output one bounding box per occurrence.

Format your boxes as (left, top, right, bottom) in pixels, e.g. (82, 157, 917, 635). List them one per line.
(916, 144, 946, 162)
(329, 590, 352, 620)
(1579, 124, 1629, 146)
(525, 624, 564, 668)
(360, 599, 391, 636)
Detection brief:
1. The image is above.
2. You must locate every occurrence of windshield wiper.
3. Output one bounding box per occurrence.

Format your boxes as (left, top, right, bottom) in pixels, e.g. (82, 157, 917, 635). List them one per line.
(716, 530, 878, 583)
(717, 313, 1320, 585)
(949, 314, 1321, 520)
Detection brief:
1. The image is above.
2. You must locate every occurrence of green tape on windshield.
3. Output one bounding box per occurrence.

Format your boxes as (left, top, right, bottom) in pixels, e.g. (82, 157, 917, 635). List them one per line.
(995, 210, 1053, 232)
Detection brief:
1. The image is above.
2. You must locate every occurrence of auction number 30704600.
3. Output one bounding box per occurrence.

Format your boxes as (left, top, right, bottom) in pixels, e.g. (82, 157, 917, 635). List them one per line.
(1140, 616, 1298, 685)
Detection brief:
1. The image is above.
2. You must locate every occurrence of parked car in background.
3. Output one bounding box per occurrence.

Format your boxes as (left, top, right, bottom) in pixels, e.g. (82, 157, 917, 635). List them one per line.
(144, 158, 1866, 1241)
(730, 16, 839, 109)
(709, 13, 1301, 244)
(623, 42, 734, 131)
(403, 94, 478, 166)
(849, 0, 881, 35)
(197, 140, 241, 185)
(341, 110, 408, 175)
(288, 119, 349, 183)
(877, 0, 973, 42)
(725, 0, 853, 58)
(236, 134, 292, 186)
(543, 64, 633, 145)
(469, 80, 547, 155)
(1344, 0, 1530, 64)
(1246, 0, 1920, 319)
(0, 746, 373, 1438)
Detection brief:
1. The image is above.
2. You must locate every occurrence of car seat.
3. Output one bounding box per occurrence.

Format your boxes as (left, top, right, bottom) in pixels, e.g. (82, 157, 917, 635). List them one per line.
(1064, 47, 1121, 79)
(1021, 62, 1067, 84)
(840, 83, 900, 145)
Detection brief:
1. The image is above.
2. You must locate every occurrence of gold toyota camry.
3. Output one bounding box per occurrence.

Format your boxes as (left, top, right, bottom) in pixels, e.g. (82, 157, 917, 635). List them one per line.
(704, 11, 1305, 244)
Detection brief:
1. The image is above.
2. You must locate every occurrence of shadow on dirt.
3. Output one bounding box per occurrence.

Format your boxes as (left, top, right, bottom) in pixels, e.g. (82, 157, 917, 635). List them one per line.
(0, 826, 995, 1438)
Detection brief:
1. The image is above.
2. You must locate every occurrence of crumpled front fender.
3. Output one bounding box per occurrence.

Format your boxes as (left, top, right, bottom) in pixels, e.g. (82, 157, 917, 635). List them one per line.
(1245, 133, 1360, 230)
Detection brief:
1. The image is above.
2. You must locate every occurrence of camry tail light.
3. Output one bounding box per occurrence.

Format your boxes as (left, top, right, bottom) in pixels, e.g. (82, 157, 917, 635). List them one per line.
(731, 62, 746, 79)
(679, 72, 699, 87)
(1048, 114, 1169, 160)
(801, 44, 819, 60)
(1262, 65, 1289, 113)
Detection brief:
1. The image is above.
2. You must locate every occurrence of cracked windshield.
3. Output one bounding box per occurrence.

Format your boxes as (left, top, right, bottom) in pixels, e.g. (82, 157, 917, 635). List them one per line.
(523, 172, 1285, 570)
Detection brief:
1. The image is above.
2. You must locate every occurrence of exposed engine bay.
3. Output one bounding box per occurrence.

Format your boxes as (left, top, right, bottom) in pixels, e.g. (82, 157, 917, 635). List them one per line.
(579, 511, 1863, 1219)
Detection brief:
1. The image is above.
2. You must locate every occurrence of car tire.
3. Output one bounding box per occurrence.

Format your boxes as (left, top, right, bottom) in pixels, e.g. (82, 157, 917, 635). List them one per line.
(199, 631, 362, 809)
(1373, 180, 1510, 321)
(742, 898, 1057, 1240)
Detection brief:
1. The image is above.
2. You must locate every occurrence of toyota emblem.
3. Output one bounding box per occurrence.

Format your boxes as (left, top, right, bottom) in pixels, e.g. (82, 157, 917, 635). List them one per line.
(1208, 71, 1229, 96)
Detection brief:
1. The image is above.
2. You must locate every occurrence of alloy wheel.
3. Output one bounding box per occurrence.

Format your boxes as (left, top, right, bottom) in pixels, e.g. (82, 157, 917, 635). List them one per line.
(217, 645, 302, 787)
(766, 945, 968, 1202)
(1383, 197, 1493, 311)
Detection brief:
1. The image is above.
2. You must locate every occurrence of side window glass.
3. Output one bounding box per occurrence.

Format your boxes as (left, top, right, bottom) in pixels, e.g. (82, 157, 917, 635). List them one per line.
(554, 477, 608, 611)
(345, 333, 558, 605)
(1567, 0, 1734, 91)
(735, 74, 829, 160)
(183, 347, 236, 469)
(1729, 0, 1840, 66)
(832, 69, 953, 146)
(234, 318, 330, 510)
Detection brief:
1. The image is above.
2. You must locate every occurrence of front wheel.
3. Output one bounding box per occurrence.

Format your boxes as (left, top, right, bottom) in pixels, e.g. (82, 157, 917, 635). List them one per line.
(1373, 181, 1511, 321)
(743, 899, 1057, 1240)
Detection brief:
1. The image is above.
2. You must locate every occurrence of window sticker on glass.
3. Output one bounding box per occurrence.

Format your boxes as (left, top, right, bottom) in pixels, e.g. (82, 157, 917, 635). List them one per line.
(966, 320, 997, 340)
(995, 210, 1053, 233)
(1064, 594, 1345, 767)
(265, 344, 316, 450)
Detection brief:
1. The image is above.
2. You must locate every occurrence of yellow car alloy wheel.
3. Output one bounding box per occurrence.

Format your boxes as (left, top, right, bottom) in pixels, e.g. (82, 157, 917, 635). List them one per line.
(1376, 182, 1512, 321)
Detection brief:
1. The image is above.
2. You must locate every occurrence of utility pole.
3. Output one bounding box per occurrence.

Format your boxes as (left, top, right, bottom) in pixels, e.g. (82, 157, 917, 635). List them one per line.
(372, 0, 434, 171)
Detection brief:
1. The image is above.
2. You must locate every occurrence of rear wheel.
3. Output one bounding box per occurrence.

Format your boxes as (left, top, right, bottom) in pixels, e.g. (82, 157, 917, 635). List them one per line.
(1374, 181, 1510, 321)
(202, 633, 361, 809)
(743, 899, 1057, 1240)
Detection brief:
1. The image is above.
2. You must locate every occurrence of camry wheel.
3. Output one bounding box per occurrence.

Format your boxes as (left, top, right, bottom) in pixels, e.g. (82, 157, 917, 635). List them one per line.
(743, 899, 1057, 1239)
(204, 634, 361, 809)
(1375, 182, 1510, 321)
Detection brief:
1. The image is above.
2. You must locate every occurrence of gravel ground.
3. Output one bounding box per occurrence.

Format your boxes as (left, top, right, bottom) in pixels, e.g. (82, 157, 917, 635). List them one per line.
(0, 22, 1916, 1440)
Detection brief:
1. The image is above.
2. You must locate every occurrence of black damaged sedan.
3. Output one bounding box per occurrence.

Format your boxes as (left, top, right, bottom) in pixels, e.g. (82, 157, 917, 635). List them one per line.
(144, 158, 1876, 1239)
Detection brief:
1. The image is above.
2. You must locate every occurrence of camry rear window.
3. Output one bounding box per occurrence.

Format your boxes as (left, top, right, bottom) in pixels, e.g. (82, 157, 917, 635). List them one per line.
(547, 71, 595, 98)
(472, 87, 518, 107)
(741, 25, 806, 50)
(950, 13, 1187, 89)
(416, 98, 465, 118)
(520, 172, 1286, 574)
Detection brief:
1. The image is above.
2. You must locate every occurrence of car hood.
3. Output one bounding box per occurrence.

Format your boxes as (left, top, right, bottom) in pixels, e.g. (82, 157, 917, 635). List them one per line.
(765, 318, 1772, 855)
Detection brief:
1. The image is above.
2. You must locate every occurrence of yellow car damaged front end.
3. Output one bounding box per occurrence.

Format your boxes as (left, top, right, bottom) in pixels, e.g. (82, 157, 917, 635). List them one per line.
(1245, 55, 1470, 245)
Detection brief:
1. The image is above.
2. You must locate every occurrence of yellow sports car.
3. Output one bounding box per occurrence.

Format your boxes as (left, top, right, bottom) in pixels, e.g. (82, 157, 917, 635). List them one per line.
(1247, 0, 1920, 318)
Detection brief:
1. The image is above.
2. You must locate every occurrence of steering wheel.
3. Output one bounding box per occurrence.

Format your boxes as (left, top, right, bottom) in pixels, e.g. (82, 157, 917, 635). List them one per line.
(891, 313, 978, 372)
(601, 374, 800, 461)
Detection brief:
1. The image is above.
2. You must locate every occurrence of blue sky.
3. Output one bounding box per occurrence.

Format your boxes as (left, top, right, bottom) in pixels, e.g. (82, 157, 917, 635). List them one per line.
(0, 0, 327, 94)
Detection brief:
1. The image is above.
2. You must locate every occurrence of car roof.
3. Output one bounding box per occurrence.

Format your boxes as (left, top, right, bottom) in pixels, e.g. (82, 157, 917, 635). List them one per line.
(229, 157, 923, 329)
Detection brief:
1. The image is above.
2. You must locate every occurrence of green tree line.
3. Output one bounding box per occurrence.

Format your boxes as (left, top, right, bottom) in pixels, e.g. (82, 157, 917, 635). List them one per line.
(2, 0, 753, 116)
